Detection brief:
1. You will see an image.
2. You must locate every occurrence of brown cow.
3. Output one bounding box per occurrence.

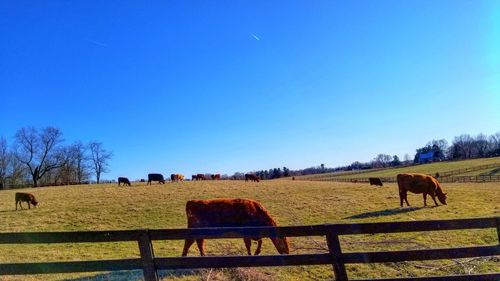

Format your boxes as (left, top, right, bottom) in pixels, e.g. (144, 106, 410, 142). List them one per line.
(118, 177, 131, 186)
(369, 177, 383, 186)
(397, 173, 447, 207)
(196, 174, 205, 181)
(15, 192, 38, 210)
(181, 198, 290, 256)
(245, 173, 260, 182)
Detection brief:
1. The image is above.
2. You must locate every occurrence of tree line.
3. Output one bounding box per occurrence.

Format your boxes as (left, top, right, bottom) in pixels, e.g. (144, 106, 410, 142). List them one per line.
(0, 126, 112, 188)
(241, 131, 500, 180)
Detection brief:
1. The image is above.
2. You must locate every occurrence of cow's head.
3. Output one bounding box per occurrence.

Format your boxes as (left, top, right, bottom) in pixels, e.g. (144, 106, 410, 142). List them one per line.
(271, 237, 290, 254)
(31, 199, 39, 207)
(437, 193, 447, 205)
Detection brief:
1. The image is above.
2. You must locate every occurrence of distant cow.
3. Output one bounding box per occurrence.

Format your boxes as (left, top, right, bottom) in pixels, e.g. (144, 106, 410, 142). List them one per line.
(192, 175, 197, 181)
(15, 192, 38, 210)
(147, 173, 165, 185)
(181, 198, 290, 256)
(171, 174, 184, 182)
(397, 173, 447, 207)
(211, 174, 221, 180)
(245, 174, 260, 182)
(196, 174, 205, 181)
(118, 177, 131, 186)
(369, 177, 383, 186)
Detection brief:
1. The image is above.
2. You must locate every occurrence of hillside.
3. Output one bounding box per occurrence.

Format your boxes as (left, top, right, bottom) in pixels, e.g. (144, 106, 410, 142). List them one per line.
(0, 180, 498, 280)
(296, 157, 500, 180)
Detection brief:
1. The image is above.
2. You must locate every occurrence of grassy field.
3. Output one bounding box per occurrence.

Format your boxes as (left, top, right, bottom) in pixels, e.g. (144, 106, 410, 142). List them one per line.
(0, 180, 498, 281)
(296, 157, 500, 180)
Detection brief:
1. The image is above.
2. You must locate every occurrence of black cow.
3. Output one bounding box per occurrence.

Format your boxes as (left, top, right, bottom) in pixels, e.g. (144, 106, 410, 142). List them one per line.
(118, 177, 131, 186)
(245, 173, 260, 182)
(148, 173, 165, 185)
(369, 177, 383, 186)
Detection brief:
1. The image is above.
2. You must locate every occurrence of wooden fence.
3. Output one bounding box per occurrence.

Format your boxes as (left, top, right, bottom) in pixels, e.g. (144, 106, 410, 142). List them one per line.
(0, 217, 499, 281)
(296, 163, 500, 183)
(320, 175, 500, 184)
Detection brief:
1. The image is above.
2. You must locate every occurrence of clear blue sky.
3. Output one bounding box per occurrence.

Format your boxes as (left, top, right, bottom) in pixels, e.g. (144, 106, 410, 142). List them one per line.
(1, 1, 499, 180)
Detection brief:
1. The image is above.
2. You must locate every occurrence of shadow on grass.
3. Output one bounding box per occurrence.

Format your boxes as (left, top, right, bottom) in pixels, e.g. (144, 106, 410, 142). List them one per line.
(61, 269, 197, 281)
(344, 206, 426, 219)
(480, 167, 500, 176)
(0, 209, 29, 213)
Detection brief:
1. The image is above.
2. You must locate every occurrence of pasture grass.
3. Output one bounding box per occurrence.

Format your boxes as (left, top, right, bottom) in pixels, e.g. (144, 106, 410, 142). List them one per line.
(0, 179, 498, 280)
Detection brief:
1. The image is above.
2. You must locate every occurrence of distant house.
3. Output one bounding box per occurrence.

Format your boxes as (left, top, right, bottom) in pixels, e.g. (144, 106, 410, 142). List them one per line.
(417, 150, 440, 163)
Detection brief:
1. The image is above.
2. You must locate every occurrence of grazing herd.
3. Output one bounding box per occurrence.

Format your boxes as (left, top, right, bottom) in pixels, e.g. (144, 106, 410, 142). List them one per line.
(10, 169, 448, 257)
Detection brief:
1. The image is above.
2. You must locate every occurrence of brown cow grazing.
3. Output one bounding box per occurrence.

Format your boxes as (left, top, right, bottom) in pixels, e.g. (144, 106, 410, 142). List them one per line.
(245, 173, 260, 182)
(369, 177, 383, 186)
(118, 177, 131, 186)
(397, 173, 447, 207)
(213, 174, 221, 180)
(196, 174, 205, 181)
(171, 174, 184, 182)
(181, 198, 290, 256)
(15, 192, 38, 210)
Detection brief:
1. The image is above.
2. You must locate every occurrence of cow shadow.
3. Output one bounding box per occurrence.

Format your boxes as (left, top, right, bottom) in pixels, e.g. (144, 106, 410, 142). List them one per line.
(61, 269, 197, 281)
(344, 207, 425, 219)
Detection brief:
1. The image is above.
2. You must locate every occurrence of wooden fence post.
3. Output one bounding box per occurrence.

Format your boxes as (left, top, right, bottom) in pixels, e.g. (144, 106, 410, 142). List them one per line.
(326, 230, 348, 281)
(138, 230, 158, 281)
(496, 217, 500, 244)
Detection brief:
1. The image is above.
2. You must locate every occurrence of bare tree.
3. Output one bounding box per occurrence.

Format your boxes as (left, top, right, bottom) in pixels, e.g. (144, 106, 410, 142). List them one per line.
(372, 154, 392, 168)
(13, 127, 66, 187)
(72, 141, 90, 183)
(489, 132, 500, 156)
(89, 142, 112, 184)
(0, 137, 9, 188)
(473, 134, 489, 158)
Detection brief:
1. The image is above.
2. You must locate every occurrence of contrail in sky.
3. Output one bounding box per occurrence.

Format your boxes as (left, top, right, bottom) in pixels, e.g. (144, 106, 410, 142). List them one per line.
(84, 38, 108, 47)
(250, 33, 260, 41)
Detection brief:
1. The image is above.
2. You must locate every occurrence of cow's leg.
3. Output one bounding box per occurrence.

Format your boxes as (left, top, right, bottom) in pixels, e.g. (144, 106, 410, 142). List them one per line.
(15, 201, 18, 210)
(254, 239, 263, 255)
(196, 239, 205, 256)
(244, 238, 252, 255)
(28, 202, 31, 209)
(20, 201, 24, 210)
(182, 239, 195, 256)
(423, 193, 427, 206)
(430, 192, 438, 206)
(403, 192, 410, 206)
(399, 191, 406, 207)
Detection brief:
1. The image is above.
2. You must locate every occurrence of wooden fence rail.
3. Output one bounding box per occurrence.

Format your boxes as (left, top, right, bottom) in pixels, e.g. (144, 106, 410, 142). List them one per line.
(0, 217, 499, 281)
(296, 163, 500, 182)
(315, 175, 500, 183)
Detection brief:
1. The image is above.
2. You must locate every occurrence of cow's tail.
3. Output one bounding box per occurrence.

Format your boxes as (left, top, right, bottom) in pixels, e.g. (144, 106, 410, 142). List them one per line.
(185, 201, 196, 227)
(396, 174, 404, 193)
